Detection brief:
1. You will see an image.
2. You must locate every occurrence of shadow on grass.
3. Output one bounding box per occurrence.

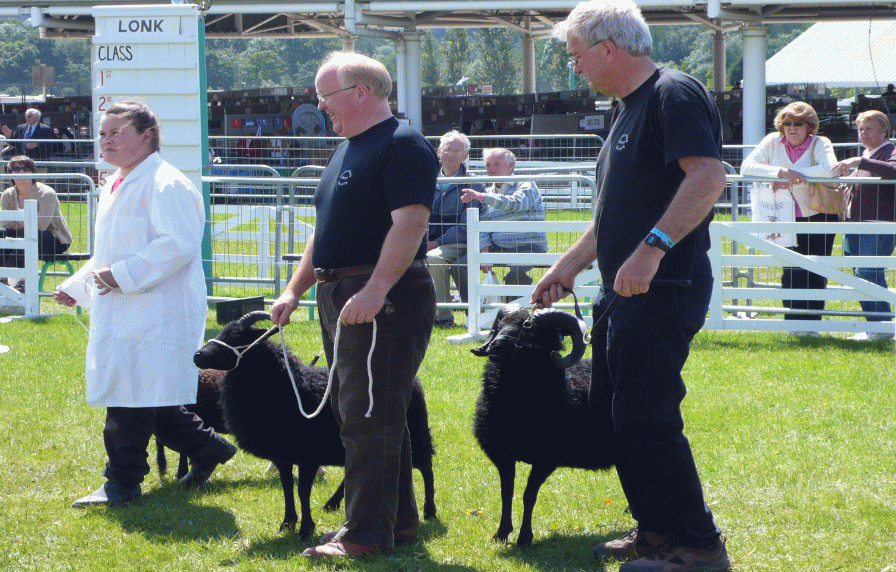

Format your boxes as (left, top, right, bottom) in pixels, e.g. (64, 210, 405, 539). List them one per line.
(495, 529, 626, 572)
(98, 487, 240, 542)
(241, 517, 456, 566)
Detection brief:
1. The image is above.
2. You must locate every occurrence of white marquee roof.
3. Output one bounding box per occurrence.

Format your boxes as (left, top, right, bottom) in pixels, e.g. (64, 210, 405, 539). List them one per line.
(766, 20, 896, 88)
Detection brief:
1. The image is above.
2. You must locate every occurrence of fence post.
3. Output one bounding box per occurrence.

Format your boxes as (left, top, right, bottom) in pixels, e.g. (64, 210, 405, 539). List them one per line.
(465, 207, 481, 335)
(23, 200, 39, 317)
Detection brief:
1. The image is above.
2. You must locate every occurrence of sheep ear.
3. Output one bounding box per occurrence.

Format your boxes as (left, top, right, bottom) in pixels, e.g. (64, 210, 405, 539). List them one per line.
(471, 331, 497, 357)
(471, 305, 514, 356)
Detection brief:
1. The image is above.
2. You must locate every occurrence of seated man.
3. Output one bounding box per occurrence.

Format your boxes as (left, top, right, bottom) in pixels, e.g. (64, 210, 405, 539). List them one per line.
(426, 130, 484, 328)
(461, 148, 547, 297)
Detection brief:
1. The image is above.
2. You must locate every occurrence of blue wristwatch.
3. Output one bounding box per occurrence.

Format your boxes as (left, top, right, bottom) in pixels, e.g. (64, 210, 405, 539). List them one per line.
(644, 228, 674, 253)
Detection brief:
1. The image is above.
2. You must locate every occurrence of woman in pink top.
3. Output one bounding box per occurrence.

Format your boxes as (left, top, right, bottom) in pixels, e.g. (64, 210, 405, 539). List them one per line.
(742, 102, 838, 335)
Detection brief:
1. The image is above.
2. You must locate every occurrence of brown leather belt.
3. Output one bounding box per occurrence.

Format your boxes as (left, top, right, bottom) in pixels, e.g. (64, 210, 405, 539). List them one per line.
(314, 259, 426, 282)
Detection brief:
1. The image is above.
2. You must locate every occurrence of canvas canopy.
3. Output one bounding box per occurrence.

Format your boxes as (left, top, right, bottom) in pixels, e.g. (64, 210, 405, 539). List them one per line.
(766, 20, 896, 88)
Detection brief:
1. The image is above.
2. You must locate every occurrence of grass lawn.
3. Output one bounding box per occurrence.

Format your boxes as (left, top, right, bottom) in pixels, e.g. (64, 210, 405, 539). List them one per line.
(0, 307, 894, 572)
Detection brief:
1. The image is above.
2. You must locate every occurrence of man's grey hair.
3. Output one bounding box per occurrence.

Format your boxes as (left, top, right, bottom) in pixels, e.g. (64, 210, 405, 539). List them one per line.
(483, 147, 516, 169)
(553, 0, 652, 57)
(320, 52, 392, 100)
(25, 108, 41, 120)
(439, 130, 471, 153)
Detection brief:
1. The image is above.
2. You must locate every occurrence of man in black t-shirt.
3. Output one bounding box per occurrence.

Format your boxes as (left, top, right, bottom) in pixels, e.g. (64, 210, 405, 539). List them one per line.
(532, 1, 730, 571)
(271, 52, 438, 558)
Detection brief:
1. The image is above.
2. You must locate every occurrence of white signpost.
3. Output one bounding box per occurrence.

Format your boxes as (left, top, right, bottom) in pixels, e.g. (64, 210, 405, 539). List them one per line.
(91, 4, 202, 192)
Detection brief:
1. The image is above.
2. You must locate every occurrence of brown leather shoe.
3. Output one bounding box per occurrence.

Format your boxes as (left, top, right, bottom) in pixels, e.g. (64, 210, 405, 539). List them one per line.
(301, 539, 392, 558)
(318, 528, 418, 546)
(594, 527, 665, 562)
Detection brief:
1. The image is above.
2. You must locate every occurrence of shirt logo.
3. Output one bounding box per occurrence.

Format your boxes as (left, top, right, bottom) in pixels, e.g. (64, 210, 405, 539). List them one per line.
(615, 134, 629, 151)
(337, 170, 352, 186)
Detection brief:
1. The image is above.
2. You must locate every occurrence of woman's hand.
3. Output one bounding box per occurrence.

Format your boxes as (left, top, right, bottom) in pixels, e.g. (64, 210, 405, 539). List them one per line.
(93, 267, 119, 295)
(778, 168, 806, 187)
(53, 290, 76, 307)
(832, 157, 860, 177)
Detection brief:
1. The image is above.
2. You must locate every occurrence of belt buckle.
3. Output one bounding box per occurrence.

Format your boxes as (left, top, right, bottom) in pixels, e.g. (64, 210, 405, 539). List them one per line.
(315, 268, 334, 281)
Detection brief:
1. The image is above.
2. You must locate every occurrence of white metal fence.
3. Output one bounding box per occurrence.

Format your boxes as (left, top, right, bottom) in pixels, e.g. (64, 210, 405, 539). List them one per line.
(11, 148, 896, 340)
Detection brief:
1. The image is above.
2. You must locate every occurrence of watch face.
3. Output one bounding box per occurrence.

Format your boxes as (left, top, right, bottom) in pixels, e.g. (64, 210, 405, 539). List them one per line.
(645, 233, 668, 251)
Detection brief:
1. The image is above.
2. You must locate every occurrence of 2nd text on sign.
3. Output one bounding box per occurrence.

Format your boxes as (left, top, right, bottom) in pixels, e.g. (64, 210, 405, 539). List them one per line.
(118, 19, 164, 32)
(97, 46, 133, 61)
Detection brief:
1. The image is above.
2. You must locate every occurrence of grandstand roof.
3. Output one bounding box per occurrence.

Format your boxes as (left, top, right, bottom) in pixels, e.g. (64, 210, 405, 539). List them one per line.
(766, 20, 896, 88)
(0, 1, 891, 39)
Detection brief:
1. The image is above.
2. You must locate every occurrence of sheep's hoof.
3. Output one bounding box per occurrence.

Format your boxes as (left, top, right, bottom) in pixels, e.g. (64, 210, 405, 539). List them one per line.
(279, 521, 297, 533)
(423, 502, 437, 520)
(298, 525, 316, 540)
(492, 530, 512, 543)
(516, 532, 534, 548)
(322, 500, 341, 512)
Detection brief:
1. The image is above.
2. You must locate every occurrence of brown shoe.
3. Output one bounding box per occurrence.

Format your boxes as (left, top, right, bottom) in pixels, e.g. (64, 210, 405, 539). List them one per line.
(301, 539, 392, 558)
(619, 536, 730, 571)
(594, 527, 665, 562)
(318, 528, 418, 546)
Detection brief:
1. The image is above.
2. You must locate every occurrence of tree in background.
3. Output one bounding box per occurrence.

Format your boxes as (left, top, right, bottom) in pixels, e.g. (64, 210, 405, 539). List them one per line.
(470, 28, 519, 95)
(440, 29, 470, 86)
(421, 31, 440, 87)
(206, 48, 241, 91)
(239, 49, 287, 88)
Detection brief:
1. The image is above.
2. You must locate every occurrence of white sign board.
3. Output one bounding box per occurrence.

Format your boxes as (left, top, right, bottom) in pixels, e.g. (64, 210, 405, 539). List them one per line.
(92, 5, 202, 191)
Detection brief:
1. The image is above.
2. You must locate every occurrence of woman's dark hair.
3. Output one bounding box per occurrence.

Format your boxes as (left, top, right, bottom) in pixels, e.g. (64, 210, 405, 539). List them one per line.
(102, 100, 161, 152)
(7, 155, 36, 174)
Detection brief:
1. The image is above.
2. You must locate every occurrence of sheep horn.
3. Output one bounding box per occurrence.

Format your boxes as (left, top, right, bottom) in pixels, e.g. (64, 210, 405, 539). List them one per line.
(238, 311, 272, 327)
(532, 309, 588, 369)
(236, 311, 281, 344)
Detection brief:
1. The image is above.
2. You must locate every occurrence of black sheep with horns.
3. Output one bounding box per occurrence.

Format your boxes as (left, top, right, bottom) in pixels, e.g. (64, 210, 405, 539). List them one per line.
(471, 305, 616, 547)
(193, 311, 437, 539)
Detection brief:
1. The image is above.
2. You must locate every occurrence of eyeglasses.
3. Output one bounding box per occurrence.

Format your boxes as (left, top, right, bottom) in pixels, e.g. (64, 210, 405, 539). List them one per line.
(567, 40, 605, 69)
(782, 122, 806, 128)
(316, 85, 358, 103)
(9, 167, 31, 173)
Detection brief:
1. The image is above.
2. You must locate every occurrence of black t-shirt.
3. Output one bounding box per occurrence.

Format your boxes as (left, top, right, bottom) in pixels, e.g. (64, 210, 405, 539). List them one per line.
(312, 117, 439, 269)
(594, 67, 722, 285)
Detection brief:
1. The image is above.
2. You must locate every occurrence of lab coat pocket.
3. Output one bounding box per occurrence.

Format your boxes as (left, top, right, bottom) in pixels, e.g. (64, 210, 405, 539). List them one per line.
(109, 290, 165, 341)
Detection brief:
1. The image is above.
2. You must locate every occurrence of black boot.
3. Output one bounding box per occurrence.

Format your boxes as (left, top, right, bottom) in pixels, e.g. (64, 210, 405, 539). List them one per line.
(179, 435, 237, 489)
(71, 481, 141, 508)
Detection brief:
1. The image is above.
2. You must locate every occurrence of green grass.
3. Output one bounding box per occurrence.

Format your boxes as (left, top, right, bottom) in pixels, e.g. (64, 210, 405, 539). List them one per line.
(0, 308, 894, 571)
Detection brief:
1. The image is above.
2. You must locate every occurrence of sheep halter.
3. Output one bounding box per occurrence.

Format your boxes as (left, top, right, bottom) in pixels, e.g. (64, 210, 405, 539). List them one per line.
(209, 325, 280, 371)
(280, 318, 378, 420)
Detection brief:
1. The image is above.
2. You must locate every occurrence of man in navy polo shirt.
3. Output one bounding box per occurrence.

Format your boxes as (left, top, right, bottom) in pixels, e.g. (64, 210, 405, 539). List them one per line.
(271, 52, 438, 558)
(532, 1, 730, 570)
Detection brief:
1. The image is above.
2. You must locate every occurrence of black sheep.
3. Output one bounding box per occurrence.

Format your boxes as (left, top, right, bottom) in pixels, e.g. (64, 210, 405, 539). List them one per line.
(471, 305, 615, 547)
(193, 311, 437, 539)
(156, 368, 228, 479)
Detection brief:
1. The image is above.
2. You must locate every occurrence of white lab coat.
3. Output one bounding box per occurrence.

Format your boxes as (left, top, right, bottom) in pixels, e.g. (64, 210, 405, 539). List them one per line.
(62, 152, 207, 407)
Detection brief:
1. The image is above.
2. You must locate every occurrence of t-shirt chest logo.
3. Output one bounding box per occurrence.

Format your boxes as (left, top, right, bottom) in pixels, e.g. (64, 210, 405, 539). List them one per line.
(615, 133, 629, 152)
(337, 170, 352, 186)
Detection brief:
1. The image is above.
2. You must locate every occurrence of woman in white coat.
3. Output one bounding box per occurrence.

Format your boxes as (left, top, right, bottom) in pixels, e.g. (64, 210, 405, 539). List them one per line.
(741, 102, 838, 335)
(55, 100, 236, 507)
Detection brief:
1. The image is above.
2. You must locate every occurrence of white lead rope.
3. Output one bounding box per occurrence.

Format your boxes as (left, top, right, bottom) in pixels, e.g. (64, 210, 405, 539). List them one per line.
(280, 317, 378, 419)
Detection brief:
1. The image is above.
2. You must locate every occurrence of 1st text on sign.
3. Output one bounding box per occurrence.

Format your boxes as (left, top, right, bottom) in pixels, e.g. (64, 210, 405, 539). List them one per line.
(118, 19, 165, 33)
